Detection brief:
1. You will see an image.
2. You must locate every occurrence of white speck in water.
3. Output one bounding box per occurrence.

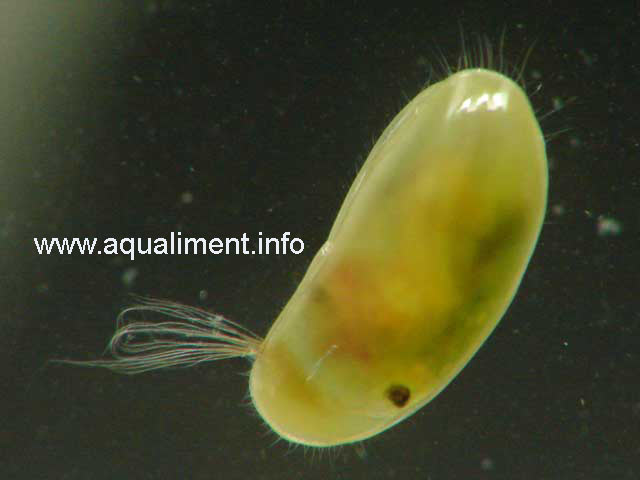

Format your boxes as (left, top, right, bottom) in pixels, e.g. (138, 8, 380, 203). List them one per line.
(552, 97, 564, 110)
(597, 215, 622, 236)
(480, 457, 494, 471)
(181, 191, 194, 204)
(551, 204, 565, 216)
(122, 267, 139, 288)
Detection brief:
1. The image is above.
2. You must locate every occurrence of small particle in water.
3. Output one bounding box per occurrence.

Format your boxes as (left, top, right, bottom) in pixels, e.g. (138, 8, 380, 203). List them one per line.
(596, 215, 622, 236)
(181, 191, 194, 204)
(551, 204, 565, 216)
(552, 97, 564, 111)
(569, 136, 582, 148)
(122, 268, 139, 288)
(480, 457, 495, 471)
(577, 49, 595, 66)
(198, 290, 209, 301)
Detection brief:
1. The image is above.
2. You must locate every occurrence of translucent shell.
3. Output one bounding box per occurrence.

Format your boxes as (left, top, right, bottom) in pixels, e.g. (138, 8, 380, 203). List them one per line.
(249, 69, 548, 447)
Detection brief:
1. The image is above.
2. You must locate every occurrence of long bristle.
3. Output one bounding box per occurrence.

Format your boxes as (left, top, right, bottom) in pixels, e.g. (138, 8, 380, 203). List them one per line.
(54, 298, 262, 374)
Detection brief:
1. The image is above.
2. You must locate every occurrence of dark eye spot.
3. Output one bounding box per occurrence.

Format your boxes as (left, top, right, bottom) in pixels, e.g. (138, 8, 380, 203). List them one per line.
(386, 385, 410, 407)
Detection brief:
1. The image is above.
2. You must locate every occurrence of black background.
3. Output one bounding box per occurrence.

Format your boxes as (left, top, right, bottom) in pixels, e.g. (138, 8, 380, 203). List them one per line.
(2, 1, 638, 479)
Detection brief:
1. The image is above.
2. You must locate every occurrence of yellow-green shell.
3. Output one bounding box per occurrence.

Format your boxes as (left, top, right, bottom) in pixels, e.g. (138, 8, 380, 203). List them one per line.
(250, 69, 547, 446)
